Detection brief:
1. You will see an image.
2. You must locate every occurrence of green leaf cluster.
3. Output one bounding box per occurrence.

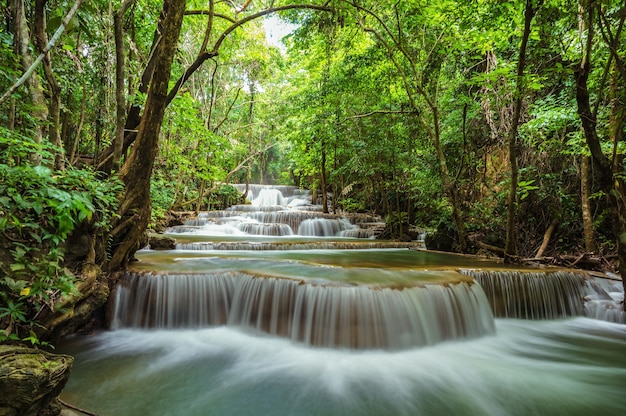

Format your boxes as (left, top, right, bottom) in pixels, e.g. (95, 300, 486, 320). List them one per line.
(0, 133, 121, 345)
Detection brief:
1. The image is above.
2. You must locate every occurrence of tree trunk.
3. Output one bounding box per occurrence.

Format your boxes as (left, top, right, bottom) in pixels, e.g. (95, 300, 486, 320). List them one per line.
(196, 179, 206, 214)
(69, 84, 87, 165)
(535, 218, 559, 258)
(107, 0, 186, 270)
(575, 0, 626, 310)
(112, 1, 137, 172)
(33, 0, 64, 170)
(12, 0, 48, 163)
(320, 140, 328, 214)
(505, 0, 536, 260)
(581, 155, 596, 252)
(98, 5, 165, 173)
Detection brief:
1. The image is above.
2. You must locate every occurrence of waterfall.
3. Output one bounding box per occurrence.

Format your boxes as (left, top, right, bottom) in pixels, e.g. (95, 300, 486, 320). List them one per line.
(297, 218, 355, 237)
(237, 222, 294, 236)
(252, 188, 286, 207)
(583, 277, 626, 324)
(170, 210, 375, 237)
(111, 271, 495, 350)
(176, 241, 426, 250)
(460, 270, 602, 320)
(171, 184, 385, 238)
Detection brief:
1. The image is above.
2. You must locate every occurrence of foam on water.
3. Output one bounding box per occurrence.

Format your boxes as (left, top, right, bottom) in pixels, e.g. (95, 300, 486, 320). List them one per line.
(60, 318, 626, 416)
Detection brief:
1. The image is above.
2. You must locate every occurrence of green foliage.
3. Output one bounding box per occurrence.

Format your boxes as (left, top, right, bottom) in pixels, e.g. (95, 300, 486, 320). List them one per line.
(150, 171, 176, 226)
(208, 184, 243, 210)
(385, 211, 409, 238)
(517, 179, 539, 201)
(0, 134, 121, 345)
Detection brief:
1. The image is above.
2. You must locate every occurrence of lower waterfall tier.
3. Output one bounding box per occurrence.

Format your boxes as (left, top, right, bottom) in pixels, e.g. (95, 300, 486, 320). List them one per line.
(111, 271, 496, 350)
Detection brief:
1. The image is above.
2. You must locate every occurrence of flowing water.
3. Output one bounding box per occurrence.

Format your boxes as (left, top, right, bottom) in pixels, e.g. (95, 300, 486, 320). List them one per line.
(59, 185, 626, 416)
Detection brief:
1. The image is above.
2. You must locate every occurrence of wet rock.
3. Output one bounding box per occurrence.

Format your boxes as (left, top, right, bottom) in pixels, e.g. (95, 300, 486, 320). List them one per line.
(148, 234, 177, 250)
(0, 346, 73, 416)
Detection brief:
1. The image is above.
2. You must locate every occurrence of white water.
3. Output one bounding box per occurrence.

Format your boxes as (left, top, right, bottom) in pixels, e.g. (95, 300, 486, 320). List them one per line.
(110, 271, 495, 349)
(61, 318, 626, 416)
(168, 184, 383, 238)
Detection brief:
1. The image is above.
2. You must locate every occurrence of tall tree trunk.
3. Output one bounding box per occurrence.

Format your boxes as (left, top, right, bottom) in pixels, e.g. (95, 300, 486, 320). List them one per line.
(575, 0, 626, 310)
(108, 0, 186, 270)
(11, 0, 48, 163)
(99, 4, 166, 172)
(34, 0, 64, 170)
(504, 0, 536, 260)
(247, 80, 255, 187)
(112, 0, 137, 172)
(581, 155, 596, 252)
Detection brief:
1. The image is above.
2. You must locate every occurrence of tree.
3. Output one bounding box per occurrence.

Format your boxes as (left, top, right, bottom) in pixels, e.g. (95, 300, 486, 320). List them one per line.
(108, 0, 186, 270)
(107, 1, 333, 267)
(574, 0, 626, 308)
(504, 0, 540, 259)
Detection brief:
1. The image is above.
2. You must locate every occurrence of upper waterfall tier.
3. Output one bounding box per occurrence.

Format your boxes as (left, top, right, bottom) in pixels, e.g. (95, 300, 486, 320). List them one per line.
(168, 184, 387, 239)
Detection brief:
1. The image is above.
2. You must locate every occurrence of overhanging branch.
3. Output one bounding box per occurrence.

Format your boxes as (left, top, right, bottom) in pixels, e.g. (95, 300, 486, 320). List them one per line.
(166, 3, 332, 105)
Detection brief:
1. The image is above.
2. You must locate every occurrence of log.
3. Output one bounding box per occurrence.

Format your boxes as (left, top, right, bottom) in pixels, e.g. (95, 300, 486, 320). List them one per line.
(534, 218, 559, 258)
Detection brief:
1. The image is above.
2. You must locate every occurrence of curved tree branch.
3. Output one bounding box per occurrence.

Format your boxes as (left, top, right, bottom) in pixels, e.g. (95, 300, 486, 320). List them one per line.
(166, 3, 332, 105)
(0, 0, 83, 106)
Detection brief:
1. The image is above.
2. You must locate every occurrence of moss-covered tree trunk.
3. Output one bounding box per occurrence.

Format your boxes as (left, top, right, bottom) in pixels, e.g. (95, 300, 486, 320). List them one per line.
(108, 0, 186, 270)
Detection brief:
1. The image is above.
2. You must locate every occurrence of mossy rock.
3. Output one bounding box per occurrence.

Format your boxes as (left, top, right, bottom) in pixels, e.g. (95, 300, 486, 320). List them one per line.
(0, 346, 73, 416)
(148, 234, 177, 250)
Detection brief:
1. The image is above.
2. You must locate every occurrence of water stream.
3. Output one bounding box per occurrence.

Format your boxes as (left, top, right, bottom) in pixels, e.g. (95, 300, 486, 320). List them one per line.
(59, 185, 626, 415)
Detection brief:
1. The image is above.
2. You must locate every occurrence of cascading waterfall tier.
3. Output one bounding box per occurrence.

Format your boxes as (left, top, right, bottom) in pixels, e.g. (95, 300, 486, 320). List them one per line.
(170, 184, 385, 238)
(111, 271, 496, 350)
(174, 211, 374, 237)
(460, 269, 618, 320)
(176, 241, 424, 251)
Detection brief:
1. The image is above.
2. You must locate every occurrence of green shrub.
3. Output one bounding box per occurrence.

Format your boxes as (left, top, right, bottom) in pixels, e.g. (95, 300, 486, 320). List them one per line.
(0, 132, 121, 345)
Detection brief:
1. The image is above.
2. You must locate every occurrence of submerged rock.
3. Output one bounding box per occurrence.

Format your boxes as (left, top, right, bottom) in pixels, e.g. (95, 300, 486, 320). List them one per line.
(0, 346, 73, 416)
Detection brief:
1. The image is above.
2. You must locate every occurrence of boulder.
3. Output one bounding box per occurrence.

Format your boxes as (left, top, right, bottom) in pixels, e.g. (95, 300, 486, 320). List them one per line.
(148, 234, 177, 250)
(0, 346, 73, 416)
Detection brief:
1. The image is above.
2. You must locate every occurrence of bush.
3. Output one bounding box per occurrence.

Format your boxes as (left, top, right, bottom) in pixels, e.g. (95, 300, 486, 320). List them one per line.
(0, 133, 121, 345)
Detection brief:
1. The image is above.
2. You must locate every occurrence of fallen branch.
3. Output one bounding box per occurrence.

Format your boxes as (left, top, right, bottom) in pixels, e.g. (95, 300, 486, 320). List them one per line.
(475, 241, 505, 256)
(534, 218, 559, 258)
(524, 253, 617, 272)
(59, 398, 101, 416)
